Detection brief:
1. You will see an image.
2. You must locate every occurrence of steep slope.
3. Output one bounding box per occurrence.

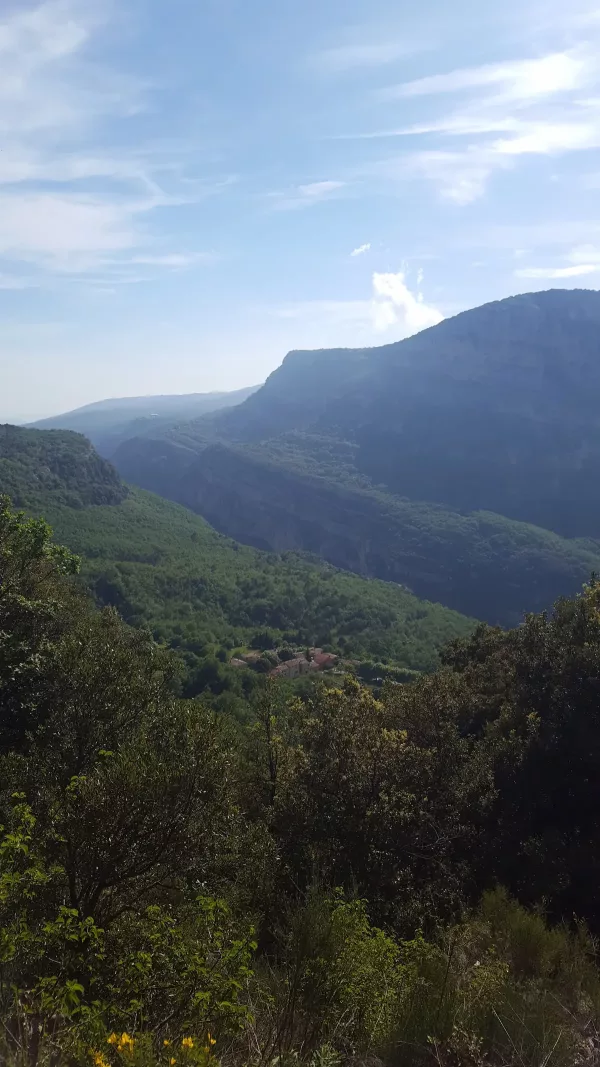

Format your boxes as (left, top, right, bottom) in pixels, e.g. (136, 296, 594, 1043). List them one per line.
(114, 438, 600, 625)
(31, 384, 259, 458)
(0, 425, 473, 674)
(210, 289, 600, 538)
(0, 424, 127, 508)
(112, 290, 600, 626)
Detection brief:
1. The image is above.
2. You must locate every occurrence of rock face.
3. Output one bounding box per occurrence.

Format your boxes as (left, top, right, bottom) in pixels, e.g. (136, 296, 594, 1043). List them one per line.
(112, 289, 600, 625)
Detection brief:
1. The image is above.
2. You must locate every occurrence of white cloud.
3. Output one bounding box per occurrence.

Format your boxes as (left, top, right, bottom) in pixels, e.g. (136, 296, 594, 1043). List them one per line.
(0, 2, 211, 277)
(362, 45, 600, 203)
(270, 269, 443, 341)
(566, 243, 600, 263)
(270, 180, 345, 211)
(300, 181, 344, 198)
(493, 121, 600, 156)
(0, 1, 142, 136)
(515, 263, 600, 278)
(382, 51, 589, 102)
(313, 41, 415, 74)
(375, 148, 510, 205)
(0, 191, 134, 263)
(131, 253, 210, 268)
(371, 271, 443, 332)
(350, 243, 370, 257)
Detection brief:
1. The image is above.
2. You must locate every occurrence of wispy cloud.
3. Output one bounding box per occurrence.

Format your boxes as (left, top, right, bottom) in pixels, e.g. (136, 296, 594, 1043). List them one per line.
(515, 263, 600, 278)
(350, 243, 370, 257)
(353, 45, 600, 203)
(130, 253, 213, 268)
(0, 1, 216, 279)
(566, 243, 600, 264)
(269, 180, 346, 211)
(515, 242, 600, 278)
(312, 40, 416, 74)
(380, 51, 588, 101)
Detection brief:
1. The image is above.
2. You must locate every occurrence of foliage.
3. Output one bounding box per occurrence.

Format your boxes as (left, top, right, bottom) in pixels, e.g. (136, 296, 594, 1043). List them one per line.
(441, 580, 600, 926)
(0, 425, 127, 508)
(0, 503, 253, 1061)
(249, 891, 404, 1060)
(0, 430, 474, 695)
(114, 427, 600, 628)
(267, 677, 492, 932)
(4, 498, 600, 1067)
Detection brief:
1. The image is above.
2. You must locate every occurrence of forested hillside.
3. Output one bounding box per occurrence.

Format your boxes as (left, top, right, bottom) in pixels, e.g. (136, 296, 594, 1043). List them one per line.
(0, 424, 127, 508)
(113, 289, 600, 625)
(0, 426, 473, 700)
(209, 288, 600, 538)
(4, 496, 600, 1067)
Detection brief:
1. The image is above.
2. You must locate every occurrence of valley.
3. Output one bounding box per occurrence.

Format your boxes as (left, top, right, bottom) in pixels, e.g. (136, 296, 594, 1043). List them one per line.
(108, 290, 600, 625)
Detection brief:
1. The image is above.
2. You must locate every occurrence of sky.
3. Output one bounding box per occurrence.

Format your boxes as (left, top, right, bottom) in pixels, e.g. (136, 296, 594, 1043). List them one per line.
(3, 0, 600, 419)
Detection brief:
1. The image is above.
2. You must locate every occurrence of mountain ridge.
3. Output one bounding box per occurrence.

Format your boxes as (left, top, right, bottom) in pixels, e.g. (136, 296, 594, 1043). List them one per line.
(31, 384, 260, 458)
(111, 288, 600, 625)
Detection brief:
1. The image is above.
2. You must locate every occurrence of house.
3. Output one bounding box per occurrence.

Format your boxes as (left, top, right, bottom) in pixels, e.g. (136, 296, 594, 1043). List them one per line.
(270, 653, 337, 679)
(270, 656, 320, 679)
(313, 652, 338, 668)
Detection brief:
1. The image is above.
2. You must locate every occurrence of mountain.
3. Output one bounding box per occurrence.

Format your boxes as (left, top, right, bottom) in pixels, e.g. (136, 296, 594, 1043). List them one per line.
(31, 384, 260, 458)
(0, 424, 473, 681)
(112, 289, 600, 625)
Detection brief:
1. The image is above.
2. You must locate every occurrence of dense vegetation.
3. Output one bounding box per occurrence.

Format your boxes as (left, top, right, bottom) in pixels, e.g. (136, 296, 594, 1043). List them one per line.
(0, 425, 127, 509)
(112, 290, 600, 626)
(0, 427, 473, 709)
(114, 432, 600, 627)
(3, 497, 600, 1067)
(31, 385, 259, 458)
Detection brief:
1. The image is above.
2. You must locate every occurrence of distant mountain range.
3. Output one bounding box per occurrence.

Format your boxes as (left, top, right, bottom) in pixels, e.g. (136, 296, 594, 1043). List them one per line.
(30, 385, 260, 458)
(110, 289, 600, 625)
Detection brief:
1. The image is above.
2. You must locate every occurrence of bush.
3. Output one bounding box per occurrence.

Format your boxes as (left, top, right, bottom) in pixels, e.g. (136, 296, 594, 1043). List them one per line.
(245, 890, 404, 1060)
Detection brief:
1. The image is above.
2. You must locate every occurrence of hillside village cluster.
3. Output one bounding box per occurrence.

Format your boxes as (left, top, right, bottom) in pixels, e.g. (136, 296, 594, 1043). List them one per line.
(230, 647, 339, 678)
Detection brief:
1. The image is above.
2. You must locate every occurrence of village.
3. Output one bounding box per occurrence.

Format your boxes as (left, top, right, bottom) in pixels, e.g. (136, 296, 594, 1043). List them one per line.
(229, 646, 339, 678)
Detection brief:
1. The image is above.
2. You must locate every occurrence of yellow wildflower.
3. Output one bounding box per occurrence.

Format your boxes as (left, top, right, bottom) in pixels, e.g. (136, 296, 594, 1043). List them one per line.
(181, 1037, 194, 1049)
(117, 1033, 135, 1054)
(107, 1034, 118, 1046)
(170, 1059, 177, 1065)
(208, 1034, 216, 1046)
(92, 1054, 110, 1067)
(164, 1040, 171, 1047)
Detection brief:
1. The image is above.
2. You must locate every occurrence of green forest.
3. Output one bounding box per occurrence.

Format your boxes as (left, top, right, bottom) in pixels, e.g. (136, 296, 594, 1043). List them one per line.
(0, 427, 473, 719)
(3, 495, 600, 1067)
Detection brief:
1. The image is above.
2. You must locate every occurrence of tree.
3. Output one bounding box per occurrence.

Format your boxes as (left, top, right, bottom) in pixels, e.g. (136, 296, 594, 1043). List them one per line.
(0, 500, 251, 1044)
(445, 582, 600, 925)
(272, 678, 492, 932)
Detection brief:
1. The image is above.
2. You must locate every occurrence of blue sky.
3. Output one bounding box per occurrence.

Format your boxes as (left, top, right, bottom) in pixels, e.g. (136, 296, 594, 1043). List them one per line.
(2, 0, 600, 419)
